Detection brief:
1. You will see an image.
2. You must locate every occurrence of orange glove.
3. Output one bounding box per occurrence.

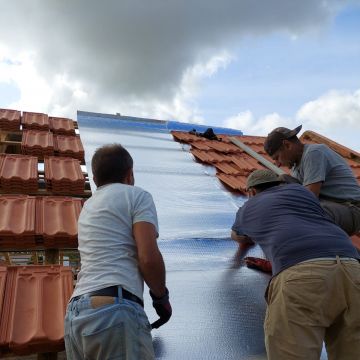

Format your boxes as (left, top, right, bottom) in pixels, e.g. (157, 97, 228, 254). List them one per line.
(244, 257, 272, 273)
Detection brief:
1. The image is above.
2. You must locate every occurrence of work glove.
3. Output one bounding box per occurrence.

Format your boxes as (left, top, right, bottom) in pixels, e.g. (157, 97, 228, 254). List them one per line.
(149, 287, 172, 329)
(244, 257, 272, 273)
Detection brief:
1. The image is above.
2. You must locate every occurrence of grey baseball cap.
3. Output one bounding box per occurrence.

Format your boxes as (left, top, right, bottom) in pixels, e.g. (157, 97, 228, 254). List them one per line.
(246, 169, 281, 190)
(264, 125, 302, 156)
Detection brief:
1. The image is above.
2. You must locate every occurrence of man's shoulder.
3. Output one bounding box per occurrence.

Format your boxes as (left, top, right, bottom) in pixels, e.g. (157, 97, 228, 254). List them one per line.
(304, 143, 329, 155)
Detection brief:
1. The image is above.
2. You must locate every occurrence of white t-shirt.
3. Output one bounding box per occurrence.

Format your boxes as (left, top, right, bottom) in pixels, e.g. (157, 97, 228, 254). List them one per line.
(72, 183, 159, 301)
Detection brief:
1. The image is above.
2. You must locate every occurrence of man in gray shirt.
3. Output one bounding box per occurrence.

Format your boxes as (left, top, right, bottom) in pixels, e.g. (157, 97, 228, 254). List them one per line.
(264, 125, 360, 235)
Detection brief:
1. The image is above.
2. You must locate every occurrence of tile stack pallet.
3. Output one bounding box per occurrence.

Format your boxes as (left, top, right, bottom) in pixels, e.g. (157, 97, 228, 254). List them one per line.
(0, 108, 90, 359)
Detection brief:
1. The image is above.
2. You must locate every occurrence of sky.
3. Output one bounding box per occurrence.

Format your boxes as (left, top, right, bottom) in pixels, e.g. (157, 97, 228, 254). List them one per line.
(0, 0, 359, 150)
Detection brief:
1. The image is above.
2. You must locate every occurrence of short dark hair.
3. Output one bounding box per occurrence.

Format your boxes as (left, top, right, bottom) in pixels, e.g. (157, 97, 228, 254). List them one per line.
(91, 144, 133, 186)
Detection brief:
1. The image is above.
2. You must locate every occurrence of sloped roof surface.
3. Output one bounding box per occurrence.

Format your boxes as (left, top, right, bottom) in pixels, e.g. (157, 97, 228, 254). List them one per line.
(171, 129, 360, 249)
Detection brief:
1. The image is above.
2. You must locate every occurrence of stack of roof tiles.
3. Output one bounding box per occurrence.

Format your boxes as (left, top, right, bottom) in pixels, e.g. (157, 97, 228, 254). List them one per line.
(0, 265, 72, 355)
(21, 112, 49, 131)
(0, 196, 36, 249)
(49, 116, 76, 136)
(0, 109, 21, 131)
(21, 130, 54, 158)
(44, 156, 85, 195)
(0, 154, 38, 193)
(0, 195, 82, 250)
(36, 196, 83, 248)
(54, 135, 85, 161)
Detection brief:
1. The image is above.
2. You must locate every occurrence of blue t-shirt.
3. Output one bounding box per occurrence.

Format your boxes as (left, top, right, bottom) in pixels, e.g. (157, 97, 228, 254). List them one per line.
(232, 184, 359, 275)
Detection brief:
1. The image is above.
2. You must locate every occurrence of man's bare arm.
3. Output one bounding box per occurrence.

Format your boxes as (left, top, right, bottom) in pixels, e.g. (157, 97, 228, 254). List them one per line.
(133, 221, 166, 298)
(231, 230, 255, 245)
(305, 181, 322, 197)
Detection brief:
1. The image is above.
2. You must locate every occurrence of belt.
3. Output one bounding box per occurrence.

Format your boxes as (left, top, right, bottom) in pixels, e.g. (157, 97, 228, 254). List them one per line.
(300, 257, 359, 264)
(73, 286, 144, 307)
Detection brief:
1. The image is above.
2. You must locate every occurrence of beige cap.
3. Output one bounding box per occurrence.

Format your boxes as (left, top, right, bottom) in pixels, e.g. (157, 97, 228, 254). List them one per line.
(246, 169, 281, 190)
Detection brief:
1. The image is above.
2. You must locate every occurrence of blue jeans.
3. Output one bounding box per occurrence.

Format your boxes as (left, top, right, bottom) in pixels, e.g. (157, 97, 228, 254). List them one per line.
(64, 288, 155, 360)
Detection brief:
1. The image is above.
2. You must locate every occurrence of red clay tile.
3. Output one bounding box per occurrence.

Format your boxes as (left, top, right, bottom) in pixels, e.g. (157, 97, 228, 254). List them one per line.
(0, 109, 21, 131)
(190, 141, 212, 151)
(21, 112, 49, 131)
(0, 196, 36, 249)
(49, 117, 76, 136)
(21, 130, 54, 158)
(301, 131, 360, 160)
(202, 140, 242, 154)
(171, 131, 209, 143)
(0, 266, 6, 315)
(35, 196, 82, 248)
(190, 149, 232, 164)
(44, 157, 85, 195)
(214, 162, 243, 175)
(216, 173, 248, 193)
(54, 135, 84, 161)
(0, 154, 38, 193)
(0, 265, 73, 355)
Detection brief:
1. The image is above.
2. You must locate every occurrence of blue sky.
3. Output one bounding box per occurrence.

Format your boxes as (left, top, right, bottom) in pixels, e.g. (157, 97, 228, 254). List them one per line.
(0, 1, 359, 150)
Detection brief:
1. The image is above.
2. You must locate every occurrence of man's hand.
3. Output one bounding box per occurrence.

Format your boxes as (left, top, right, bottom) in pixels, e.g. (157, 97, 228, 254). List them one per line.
(244, 257, 272, 273)
(150, 287, 172, 329)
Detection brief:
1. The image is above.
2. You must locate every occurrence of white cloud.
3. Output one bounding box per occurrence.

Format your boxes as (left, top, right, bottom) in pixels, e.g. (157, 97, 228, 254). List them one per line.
(224, 110, 293, 135)
(296, 89, 360, 129)
(223, 88, 360, 151)
(0, 0, 346, 119)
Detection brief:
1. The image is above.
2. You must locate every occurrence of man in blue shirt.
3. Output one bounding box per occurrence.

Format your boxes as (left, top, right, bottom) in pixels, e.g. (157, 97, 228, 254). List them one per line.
(232, 169, 360, 360)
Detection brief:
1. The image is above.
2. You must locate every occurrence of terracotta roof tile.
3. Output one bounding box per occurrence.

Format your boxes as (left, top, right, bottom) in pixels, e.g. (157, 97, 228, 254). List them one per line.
(0, 265, 73, 355)
(49, 117, 76, 136)
(21, 112, 49, 131)
(0, 155, 38, 193)
(214, 162, 243, 175)
(216, 173, 248, 192)
(190, 141, 212, 151)
(44, 157, 85, 195)
(0, 195, 36, 249)
(171, 131, 213, 143)
(21, 130, 54, 158)
(202, 140, 242, 154)
(190, 149, 232, 163)
(35, 196, 82, 248)
(0, 109, 21, 131)
(54, 135, 85, 161)
(0, 266, 6, 313)
(301, 131, 360, 160)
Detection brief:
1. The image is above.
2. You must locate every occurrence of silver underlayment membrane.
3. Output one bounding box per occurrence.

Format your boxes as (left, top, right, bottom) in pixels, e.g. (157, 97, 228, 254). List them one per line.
(77, 113, 328, 359)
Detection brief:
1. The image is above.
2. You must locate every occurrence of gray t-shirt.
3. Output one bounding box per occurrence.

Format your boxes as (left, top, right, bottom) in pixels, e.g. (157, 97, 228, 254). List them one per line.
(72, 183, 159, 301)
(232, 184, 359, 276)
(292, 144, 360, 201)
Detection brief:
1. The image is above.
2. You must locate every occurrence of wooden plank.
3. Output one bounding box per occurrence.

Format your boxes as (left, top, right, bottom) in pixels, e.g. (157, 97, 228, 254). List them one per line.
(229, 137, 285, 175)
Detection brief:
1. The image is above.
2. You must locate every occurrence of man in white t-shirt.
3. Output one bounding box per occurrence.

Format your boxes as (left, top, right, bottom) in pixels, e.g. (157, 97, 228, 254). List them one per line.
(64, 144, 172, 360)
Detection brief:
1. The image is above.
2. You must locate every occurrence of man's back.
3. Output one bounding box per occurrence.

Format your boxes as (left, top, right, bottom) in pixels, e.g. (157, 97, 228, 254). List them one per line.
(73, 182, 158, 301)
(292, 143, 360, 201)
(234, 183, 358, 275)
